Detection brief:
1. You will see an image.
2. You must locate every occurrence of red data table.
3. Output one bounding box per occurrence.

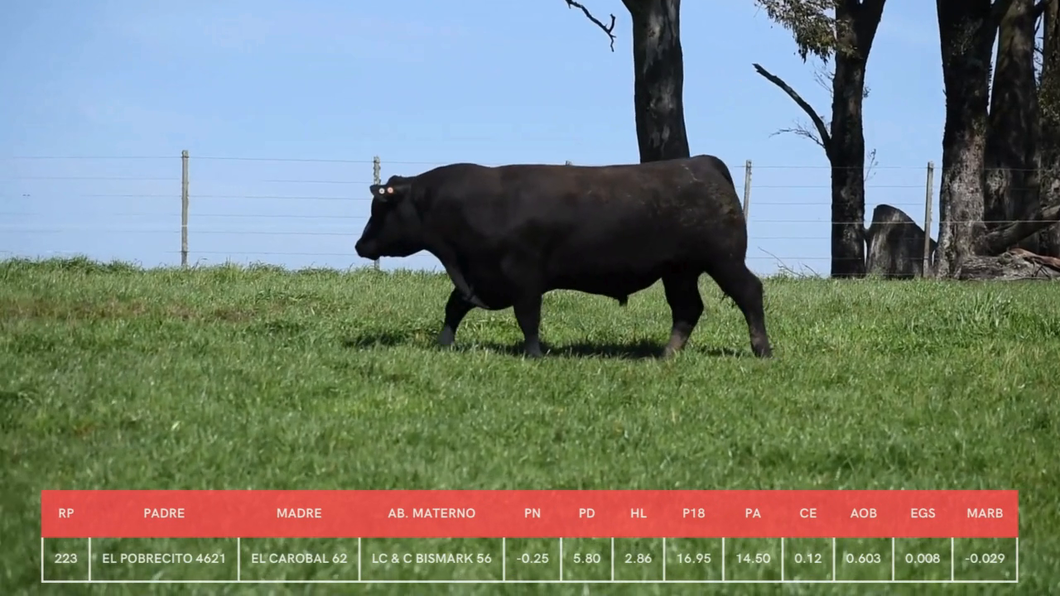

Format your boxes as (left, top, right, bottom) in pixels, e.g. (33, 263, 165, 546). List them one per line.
(40, 490, 1019, 585)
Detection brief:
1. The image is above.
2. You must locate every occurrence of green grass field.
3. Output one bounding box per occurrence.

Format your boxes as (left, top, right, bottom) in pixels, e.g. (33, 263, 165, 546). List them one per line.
(1, 256, 1057, 595)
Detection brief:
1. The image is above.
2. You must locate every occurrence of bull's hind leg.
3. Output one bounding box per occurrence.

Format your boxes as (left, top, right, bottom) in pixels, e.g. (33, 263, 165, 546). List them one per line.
(661, 273, 705, 358)
(438, 288, 475, 347)
(707, 262, 772, 358)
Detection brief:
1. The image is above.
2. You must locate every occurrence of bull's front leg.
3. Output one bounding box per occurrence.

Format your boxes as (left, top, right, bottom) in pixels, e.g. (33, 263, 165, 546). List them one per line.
(661, 273, 705, 358)
(438, 288, 475, 347)
(512, 293, 544, 358)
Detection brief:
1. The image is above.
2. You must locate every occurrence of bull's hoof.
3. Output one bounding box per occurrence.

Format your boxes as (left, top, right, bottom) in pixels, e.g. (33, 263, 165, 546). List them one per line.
(437, 327, 456, 347)
(753, 345, 773, 358)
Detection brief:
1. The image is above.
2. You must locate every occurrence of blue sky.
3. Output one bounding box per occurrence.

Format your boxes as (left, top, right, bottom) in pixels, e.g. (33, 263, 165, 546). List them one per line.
(0, 0, 944, 275)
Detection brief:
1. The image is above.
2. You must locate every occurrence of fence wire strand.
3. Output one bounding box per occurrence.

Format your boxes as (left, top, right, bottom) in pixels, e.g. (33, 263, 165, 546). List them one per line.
(1, 154, 1056, 172)
(4, 153, 1059, 271)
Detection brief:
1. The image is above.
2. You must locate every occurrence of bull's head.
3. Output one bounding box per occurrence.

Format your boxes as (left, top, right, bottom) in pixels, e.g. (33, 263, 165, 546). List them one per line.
(354, 176, 427, 261)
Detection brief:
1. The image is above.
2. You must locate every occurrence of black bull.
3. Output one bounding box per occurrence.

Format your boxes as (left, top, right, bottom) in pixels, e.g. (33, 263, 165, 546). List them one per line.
(354, 154, 772, 359)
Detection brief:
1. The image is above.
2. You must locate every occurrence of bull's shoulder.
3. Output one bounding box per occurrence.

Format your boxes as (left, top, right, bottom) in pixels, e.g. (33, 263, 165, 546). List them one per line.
(423, 162, 492, 177)
(414, 162, 498, 187)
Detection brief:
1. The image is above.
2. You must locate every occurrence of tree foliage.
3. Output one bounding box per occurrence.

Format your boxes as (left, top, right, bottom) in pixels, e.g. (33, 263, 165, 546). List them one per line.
(755, 0, 840, 61)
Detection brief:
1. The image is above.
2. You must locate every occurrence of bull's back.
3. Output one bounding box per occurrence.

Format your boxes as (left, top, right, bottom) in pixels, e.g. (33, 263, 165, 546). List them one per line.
(424, 157, 747, 278)
(424, 155, 741, 217)
(505, 158, 745, 290)
(501, 155, 745, 245)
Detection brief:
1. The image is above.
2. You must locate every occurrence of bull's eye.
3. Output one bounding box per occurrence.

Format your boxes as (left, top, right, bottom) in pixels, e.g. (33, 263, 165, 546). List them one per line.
(378, 188, 385, 195)
(386, 187, 394, 194)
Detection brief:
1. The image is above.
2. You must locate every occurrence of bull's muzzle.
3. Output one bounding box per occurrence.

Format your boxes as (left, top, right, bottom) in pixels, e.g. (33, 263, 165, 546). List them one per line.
(355, 239, 374, 260)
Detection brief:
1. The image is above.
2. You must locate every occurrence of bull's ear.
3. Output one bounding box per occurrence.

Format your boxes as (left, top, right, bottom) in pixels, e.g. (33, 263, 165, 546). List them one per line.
(383, 182, 414, 200)
(372, 180, 416, 203)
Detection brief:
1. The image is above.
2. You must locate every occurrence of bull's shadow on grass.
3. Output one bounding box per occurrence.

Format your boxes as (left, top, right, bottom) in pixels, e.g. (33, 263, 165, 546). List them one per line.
(340, 331, 746, 360)
(550, 342, 744, 359)
(460, 339, 664, 360)
(340, 330, 420, 350)
(457, 341, 747, 360)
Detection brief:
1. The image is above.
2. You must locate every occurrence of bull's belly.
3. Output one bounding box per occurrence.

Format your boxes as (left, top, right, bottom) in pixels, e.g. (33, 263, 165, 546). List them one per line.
(546, 269, 663, 301)
(454, 262, 662, 307)
(543, 243, 676, 300)
(450, 243, 678, 307)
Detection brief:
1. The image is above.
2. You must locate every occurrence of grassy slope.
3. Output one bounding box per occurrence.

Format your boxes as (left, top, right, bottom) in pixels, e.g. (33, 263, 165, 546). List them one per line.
(0, 257, 1057, 595)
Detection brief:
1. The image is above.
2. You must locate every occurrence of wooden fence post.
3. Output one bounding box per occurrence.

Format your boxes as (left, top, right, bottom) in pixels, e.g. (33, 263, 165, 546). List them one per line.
(372, 155, 381, 270)
(181, 150, 189, 267)
(922, 161, 935, 277)
(742, 159, 752, 220)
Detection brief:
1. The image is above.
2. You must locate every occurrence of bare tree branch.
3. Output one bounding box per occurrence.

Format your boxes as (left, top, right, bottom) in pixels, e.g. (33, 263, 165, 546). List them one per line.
(752, 63, 834, 157)
(865, 147, 879, 182)
(770, 123, 828, 151)
(811, 59, 834, 96)
(565, 0, 617, 51)
(1034, 0, 1048, 20)
(770, 124, 876, 181)
(810, 58, 870, 99)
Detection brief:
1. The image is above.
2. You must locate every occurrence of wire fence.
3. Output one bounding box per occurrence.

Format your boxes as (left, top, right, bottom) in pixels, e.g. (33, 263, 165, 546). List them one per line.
(0, 151, 1043, 277)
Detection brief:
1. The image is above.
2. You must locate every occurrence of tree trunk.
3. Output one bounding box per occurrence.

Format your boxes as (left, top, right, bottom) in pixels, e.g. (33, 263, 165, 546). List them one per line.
(934, 0, 1003, 277)
(954, 248, 1060, 279)
(1038, 0, 1060, 256)
(864, 204, 937, 278)
(829, 35, 867, 278)
(828, 1, 886, 278)
(984, 0, 1039, 252)
(622, 0, 691, 162)
(978, 202, 1060, 252)
(753, 2, 886, 278)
